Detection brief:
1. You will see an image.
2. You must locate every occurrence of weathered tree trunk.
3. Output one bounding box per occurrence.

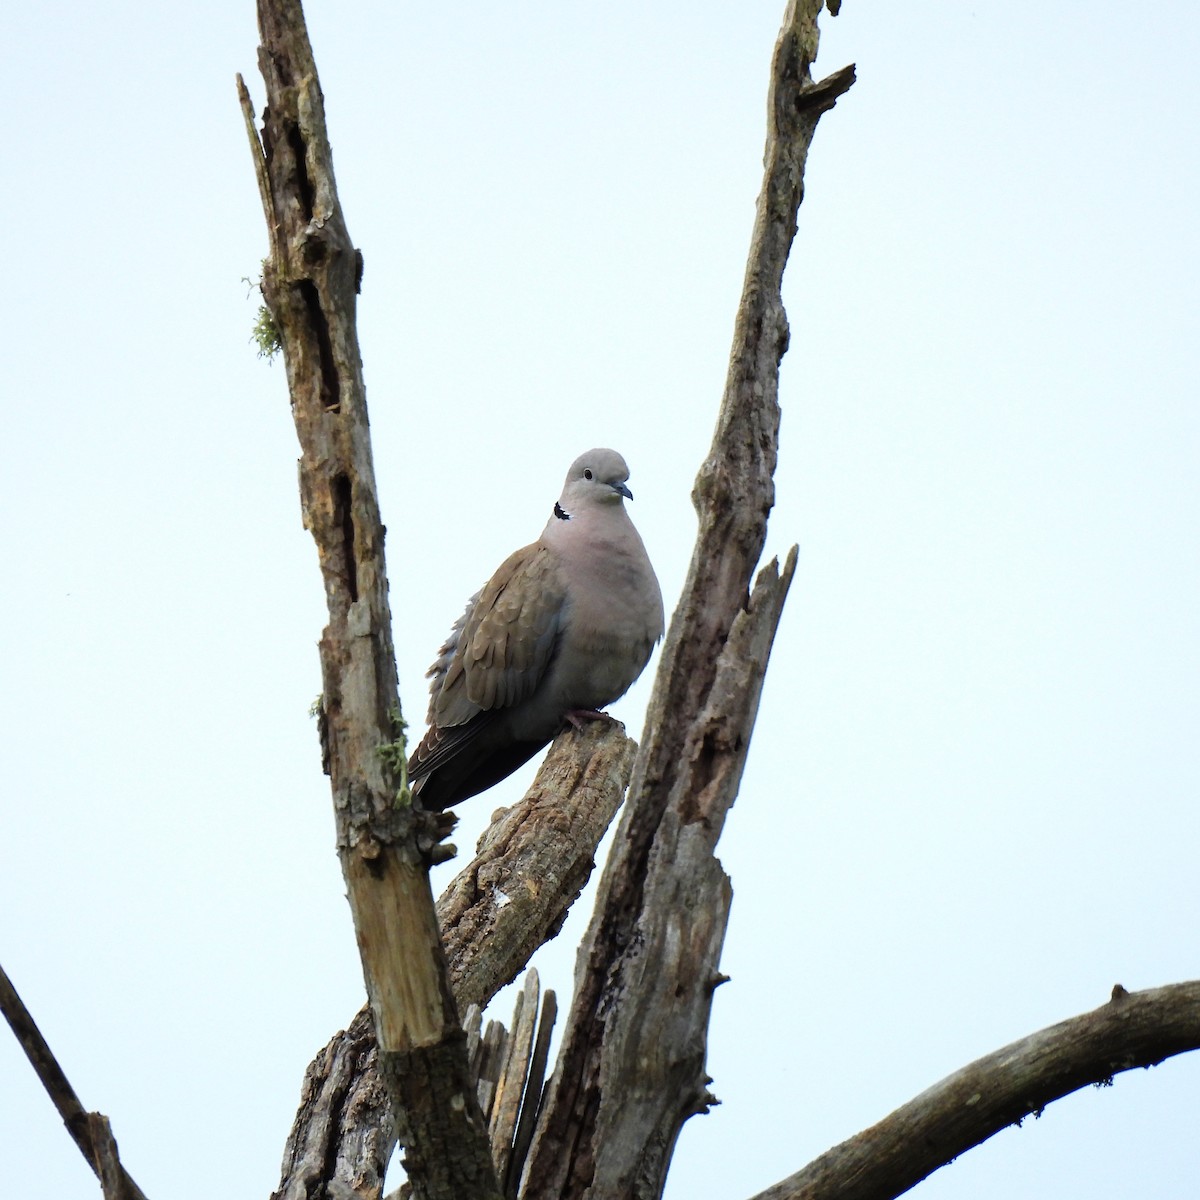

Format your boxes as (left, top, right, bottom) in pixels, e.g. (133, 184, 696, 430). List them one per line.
(238, 2, 499, 1196)
(519, 4, 854, 1196)
(270, 723, 636, 1200)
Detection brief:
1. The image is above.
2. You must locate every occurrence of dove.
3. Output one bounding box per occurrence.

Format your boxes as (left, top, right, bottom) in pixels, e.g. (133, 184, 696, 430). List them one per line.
(408, 448, 664, 809)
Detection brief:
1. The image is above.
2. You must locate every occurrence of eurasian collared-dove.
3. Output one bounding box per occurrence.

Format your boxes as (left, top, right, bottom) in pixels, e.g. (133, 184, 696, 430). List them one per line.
(408, 448, 664, 809)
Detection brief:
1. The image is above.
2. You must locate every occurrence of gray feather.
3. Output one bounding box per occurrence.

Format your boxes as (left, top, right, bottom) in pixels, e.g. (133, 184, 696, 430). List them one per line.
(408, 448, 664, 808)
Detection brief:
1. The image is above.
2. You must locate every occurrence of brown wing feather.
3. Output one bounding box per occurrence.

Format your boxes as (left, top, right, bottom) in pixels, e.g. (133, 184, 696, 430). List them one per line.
(434, 543, 565, 725)
(409, 543, 566, 788)
(410, 549, 564, 792)
(407, 710, 497, 783)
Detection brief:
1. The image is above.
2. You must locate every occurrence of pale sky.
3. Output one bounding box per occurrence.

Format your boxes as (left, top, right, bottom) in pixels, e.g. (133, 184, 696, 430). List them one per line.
(3, 3, 1198, 1199)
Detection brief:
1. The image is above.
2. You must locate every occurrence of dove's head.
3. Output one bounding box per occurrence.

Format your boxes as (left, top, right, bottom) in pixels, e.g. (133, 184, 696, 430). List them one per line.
(557, 448, 634, 516)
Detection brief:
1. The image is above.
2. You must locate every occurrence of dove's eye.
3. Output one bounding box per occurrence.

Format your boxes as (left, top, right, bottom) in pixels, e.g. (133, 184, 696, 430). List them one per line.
(583, 469, 593, 480)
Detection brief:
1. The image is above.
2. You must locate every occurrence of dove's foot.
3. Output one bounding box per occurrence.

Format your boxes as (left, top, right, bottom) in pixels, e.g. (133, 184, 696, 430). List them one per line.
(564, 708, 610, 731)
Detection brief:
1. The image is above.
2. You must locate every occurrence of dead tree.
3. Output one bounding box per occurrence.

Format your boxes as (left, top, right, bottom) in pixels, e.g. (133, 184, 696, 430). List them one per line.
(235, 1, 1200, 1198)
(3, 6, 1198, 1200)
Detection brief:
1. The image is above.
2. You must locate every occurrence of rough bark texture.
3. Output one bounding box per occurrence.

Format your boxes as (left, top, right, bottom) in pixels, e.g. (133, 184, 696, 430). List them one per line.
(439, 721, 637, 1011)
(271, 723, 635, 1200)
(272, 1005, 388, 1200)
(520, 5, 854, 1199)
(749, 982, 1200, 1200)
(239, 2, 498, 1196)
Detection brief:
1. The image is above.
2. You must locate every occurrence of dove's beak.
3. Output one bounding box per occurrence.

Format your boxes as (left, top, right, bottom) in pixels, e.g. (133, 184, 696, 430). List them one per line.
(612, 481, 633, 501)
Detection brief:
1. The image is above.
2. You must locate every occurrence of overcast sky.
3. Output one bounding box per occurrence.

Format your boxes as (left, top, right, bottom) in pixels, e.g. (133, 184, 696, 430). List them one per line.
(3, 3, 1198, 1198)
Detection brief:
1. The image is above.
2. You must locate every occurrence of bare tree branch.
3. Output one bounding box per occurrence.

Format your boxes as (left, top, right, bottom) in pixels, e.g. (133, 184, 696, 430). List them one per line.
(272, 722, 635, 1200)
(0, 962, 149, 1200)
(239, 1, 500, 1195)
(748, 982, 1200, 1200)
(521, 3, 854, 1197)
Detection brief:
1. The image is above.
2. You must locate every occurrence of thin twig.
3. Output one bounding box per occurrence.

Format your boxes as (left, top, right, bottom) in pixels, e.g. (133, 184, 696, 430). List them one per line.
(0, 962, 149, 1200)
